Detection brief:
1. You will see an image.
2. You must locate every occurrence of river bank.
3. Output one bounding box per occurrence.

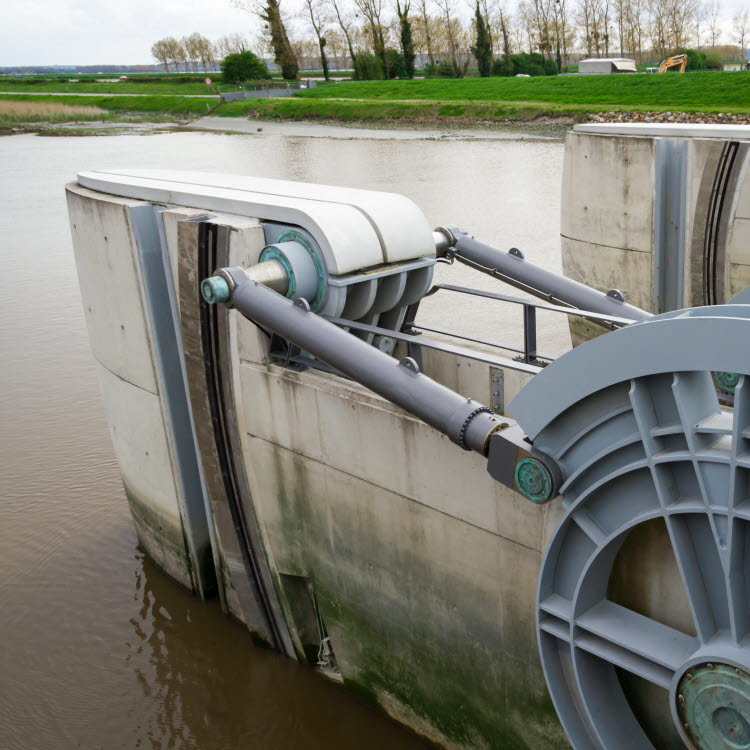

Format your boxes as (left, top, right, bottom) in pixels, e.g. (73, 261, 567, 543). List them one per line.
(3, 71, 749, 135)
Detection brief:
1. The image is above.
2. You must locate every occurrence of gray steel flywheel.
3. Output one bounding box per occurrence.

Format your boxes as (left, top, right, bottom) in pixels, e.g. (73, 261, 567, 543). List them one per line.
(510, 305, 750, 750)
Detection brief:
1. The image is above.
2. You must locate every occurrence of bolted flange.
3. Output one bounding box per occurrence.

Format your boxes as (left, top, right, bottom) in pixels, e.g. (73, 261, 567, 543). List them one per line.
(513, 457, 553, 503)
(714, 371, 741, 395)
(676, 662, 750, 749)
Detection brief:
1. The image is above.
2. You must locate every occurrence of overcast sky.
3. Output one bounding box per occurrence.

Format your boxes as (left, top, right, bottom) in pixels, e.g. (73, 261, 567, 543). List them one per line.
(1, 0, 747, 66)
(1, 0, 259, 66)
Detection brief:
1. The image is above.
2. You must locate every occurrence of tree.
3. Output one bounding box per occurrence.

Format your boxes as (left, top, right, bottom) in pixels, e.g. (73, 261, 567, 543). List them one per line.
(329, 0, 359, 65)
(163, 36, 186, 72)
(183, 33, 204, 72)
(303, 0, 331, 80)
(196, 35, 216, 71)
(150, 39, 171, 72)
(215, 33, 251, 58)
(353, 51, 385, 78)
(220, 50, 272, 82)
(395, 0, 416, 77)
(472, 3, 493, 76)
(383, 47, 408, 76)
(354, 0, 387, 62)
(417, 0, 436, 66)
(432, 0, 464, 76)
(707, 0, 721, 46)
(234, 0, 299, 79)
(733, 7, 749, 55)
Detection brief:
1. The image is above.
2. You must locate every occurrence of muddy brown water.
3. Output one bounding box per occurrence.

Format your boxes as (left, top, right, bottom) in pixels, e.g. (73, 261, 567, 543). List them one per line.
(0, 126, 565, 750)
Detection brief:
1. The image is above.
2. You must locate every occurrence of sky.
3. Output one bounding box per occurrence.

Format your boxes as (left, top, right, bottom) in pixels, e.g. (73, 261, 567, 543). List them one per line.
(1, 0, 747, 66)
(1, 0, 260, 66)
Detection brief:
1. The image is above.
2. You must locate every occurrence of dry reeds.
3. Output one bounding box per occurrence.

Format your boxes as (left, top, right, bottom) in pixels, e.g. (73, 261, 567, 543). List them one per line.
(0, 99, 108, 125)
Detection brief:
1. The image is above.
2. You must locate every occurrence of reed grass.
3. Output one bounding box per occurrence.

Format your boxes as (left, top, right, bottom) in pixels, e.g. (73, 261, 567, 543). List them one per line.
(0, 99, 110, 125)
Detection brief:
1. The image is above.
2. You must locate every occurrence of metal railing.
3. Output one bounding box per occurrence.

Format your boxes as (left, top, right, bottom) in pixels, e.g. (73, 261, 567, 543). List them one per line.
(415, 283, 639, 366)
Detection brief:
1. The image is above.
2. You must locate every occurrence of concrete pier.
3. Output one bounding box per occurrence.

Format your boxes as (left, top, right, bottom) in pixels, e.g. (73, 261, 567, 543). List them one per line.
(561, 123, 750, 343)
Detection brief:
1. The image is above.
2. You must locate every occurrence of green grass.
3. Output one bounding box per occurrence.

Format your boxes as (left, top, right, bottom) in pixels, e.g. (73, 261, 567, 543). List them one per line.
(211, 96, 581, 122)
(0, 72, 345, 95)
(295, 71, 750, 111)
(0, 93, 218, 117)
(0, 79, 219, 95)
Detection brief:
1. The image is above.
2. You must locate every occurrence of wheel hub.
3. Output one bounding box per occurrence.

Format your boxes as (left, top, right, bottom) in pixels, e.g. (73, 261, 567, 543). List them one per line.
(677, 663, 750, 749)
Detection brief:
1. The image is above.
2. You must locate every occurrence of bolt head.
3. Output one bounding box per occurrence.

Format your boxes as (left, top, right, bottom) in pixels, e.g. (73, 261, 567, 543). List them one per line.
(201, 276, 230, 305)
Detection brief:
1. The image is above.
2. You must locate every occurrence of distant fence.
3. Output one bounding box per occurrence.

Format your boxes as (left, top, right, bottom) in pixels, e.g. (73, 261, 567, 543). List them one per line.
(219, 80, 318, 102)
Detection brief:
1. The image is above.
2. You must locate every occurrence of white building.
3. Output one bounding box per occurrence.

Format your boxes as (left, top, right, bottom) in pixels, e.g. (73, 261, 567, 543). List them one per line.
(578, 57, 637, 74)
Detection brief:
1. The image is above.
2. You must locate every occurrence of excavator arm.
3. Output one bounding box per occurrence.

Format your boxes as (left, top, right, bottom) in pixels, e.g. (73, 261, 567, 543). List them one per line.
(658, 53, 687, 72)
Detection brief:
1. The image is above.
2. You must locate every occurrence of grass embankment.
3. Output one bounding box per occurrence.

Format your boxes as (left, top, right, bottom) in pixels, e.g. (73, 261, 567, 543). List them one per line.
(205, 71, 750, 126)
(211, 95, 580, 123)
(4, 70, 748, 130)
(296, 72, 750, 111)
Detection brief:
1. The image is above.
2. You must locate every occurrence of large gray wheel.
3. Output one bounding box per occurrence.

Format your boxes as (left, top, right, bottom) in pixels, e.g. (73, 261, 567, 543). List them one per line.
(509, 306, 750, 750)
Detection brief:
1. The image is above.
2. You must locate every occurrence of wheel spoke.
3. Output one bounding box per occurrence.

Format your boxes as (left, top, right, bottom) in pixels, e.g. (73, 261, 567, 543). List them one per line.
(575, 600, 696, 689)
(728, 517, 750, 644)
(666, 513, 728, 643)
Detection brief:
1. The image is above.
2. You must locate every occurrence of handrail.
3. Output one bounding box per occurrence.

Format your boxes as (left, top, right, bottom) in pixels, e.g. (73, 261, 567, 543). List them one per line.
(426, 283, 639, 326)
(424, 283, 639, 365)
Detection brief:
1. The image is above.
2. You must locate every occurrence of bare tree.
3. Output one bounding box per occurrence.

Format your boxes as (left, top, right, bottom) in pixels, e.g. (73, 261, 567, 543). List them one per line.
(733, 7, 749, 54)
(432, 0, 463, 74)
(329, 0, 359, 65)
(183, 33, 204, 72)
(196, 36, 216, 71)
(353, 0, 387, 60)
(215, 33, 251, 57)
(161, 37, 186, 72)
(303, 0, 331, 78)
(151, 39, 171, 72)
(706, 0, 721, 46)
(417, 0, 436, 65)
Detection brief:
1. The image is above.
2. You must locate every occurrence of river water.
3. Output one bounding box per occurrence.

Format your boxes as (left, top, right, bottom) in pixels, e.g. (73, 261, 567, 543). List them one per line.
(0, 125, 565, 750)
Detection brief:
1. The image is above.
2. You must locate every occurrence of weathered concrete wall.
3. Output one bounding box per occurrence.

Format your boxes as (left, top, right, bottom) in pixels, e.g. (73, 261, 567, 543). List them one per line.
(562, 129, 750, 344)
(67, 186, 210, 593)
(68, 182, 568, 747)
(728, 152, 750, 296)
(234, 336, 565, 747)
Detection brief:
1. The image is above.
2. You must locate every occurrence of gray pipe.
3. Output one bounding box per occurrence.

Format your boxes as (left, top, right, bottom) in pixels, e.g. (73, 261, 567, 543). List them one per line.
(213, 269, 504, 456)
(448, 233, 651, 324)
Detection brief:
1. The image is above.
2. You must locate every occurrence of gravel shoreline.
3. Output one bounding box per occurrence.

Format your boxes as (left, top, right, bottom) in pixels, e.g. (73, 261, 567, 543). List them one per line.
(588, 111, 750, 125)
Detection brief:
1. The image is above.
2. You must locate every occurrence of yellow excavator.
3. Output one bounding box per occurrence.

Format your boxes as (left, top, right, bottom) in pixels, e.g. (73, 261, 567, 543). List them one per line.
(658, 53, 687, 72)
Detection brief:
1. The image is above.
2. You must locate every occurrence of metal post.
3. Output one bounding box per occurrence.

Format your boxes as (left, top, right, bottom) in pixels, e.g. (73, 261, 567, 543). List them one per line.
(523, 305, 537, 364)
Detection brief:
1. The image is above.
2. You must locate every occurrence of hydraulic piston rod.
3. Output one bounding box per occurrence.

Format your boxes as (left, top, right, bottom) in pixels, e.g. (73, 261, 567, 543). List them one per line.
(204, 267, 504, 456)
(435, 227, 651, 325)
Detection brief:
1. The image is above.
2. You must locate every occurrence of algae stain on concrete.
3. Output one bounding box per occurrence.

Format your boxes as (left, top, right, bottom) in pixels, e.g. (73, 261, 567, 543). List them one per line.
(252, 440, 567, 749)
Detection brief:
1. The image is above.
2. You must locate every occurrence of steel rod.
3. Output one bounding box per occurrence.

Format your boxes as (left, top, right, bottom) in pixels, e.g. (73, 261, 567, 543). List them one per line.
(223, 274, 508, 455)
(451, 235, 651, 325)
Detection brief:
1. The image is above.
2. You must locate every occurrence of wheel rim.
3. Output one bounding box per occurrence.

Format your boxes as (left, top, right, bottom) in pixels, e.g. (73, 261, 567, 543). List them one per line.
(508, 307, 750, 749)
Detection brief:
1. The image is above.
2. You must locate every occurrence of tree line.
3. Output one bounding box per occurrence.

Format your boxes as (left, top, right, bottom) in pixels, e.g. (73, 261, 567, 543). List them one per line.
(152, 0, 750, 78)
(150, 33, 255, 72)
